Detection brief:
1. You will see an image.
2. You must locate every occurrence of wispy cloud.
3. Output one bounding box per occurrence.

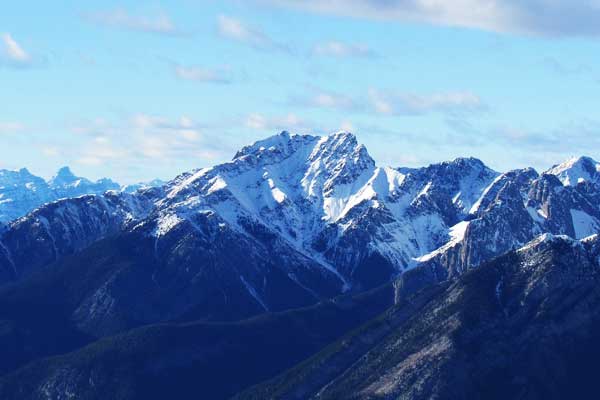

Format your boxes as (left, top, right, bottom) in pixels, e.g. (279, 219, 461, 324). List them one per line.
(245, 113, 307, 131)
(258, 0, 600, 37)
(217, 15, 288, 51)
(173, 63, 232, 84)
(368, 89, 486, 116)
(244, 112, 355, 136)
(77, 136, 129, 166)
(289, 89, 358, 111)
(0, 121, 25, 134)
(442, 116, 600, 171)
(1, 34, 34, 68)
(41, 146, 61, 157)
(290, 87, 485, 116)
(313, 41, 375, 58)
(70, 114, 229, 168)
(84, 9, 181, 35)
(1, 34, 30, 62)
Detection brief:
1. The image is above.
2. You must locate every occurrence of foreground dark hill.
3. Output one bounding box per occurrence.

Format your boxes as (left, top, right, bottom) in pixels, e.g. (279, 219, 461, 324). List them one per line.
(0, 282, 395, 400)
(4, 233, 599, 400)
(0, 230, 341, 377)
(237, 234, 600, 400)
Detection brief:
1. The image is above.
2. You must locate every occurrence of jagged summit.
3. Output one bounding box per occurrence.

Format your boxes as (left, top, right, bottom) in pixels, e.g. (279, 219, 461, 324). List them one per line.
(546, 155, 600, 186)
(49, 166, 81, 186)
(0, 167, 36, 179)
(167, 131, 376, 207)
(0, 166, 157, 223)
(231, 131, 371, 167)
(397, 156, 494, 178)
(234, 131, 313, 160)
(55, 166, 76, 179)
(445, 156, 487, 168)
(17, 167, 33, 176)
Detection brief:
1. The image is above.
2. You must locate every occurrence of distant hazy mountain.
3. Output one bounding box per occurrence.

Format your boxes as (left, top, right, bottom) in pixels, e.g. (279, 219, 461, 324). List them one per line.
(121, 179, 166, 194)
(0, 166, 163, 223)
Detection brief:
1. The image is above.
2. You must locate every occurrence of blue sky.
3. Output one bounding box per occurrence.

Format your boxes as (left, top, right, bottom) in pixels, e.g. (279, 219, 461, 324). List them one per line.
(2, 0, 600, 183)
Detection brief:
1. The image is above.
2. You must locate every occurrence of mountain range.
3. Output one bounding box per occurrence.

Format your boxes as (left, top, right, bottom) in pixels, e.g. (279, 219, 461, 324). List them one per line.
(0, 166, 163, 223)
(0, 131, 599, 399)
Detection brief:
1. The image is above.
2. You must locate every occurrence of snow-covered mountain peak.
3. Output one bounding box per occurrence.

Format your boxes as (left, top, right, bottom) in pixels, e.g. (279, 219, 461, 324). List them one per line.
(436, 157, 494, 179)
(48, 167, 120, 199)
(53, 166, 77, 181)
(546, 156, 600, 186)
(517, 232, 579, 253)
(49, 166, 91, 190)
(448, 156, 486, 169)
(121, 179, 166, 194)
(17, 167, 34, 177)
(303, 131, 376, 196)
(400, 156, 500, 217)
(233, 131, 319, 161)
(164, 131, 376, 206)
(0, 166, 153, 223)
(0, 167, 40, 183)
(309, 131, 373, 166)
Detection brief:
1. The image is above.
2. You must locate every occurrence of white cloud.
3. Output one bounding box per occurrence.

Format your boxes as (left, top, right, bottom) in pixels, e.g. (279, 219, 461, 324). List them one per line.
(217, 15, 287, 51)
(0, 121, 25, 134)
(1, 34, 30, 62)
(0, 34, 34, 68)
(312, 92, 354, 109)
(130, 113, 204, 145)
(368, 89, 485, 116)
(69, 113, 219, 168)
(41, 146, 61, 157)
(84, 9, 180, 35)
(258, 0, 600, 37)
(290, 87, 485, 116)
(245, 113, 268, 130)
(173, 64, 232, 84)
(244, 112, 358, 137)
(291, 89, 357, 110)
(313, 41, 375, 58)
(245, 113, 310, 132)
(340, 120, 355, 132)
(76, 135, 129, 166)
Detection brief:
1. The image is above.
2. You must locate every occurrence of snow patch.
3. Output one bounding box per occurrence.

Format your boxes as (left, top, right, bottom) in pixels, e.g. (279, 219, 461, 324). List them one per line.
(415, 220, 470, 263)
(518, 233, 577, 253)
(546, 156, 600, 186)
(167, 167, 213, 199)
(417, 181, 432, 198)
(469, 174, 504, 214)
(0, 240, 16, 275)
(526, 207, 547, 224)
(153, 213, 182, 237)
(240, 275, 269, 311)
(206, 176, 227, 195)
(570, 209, 600, 239)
